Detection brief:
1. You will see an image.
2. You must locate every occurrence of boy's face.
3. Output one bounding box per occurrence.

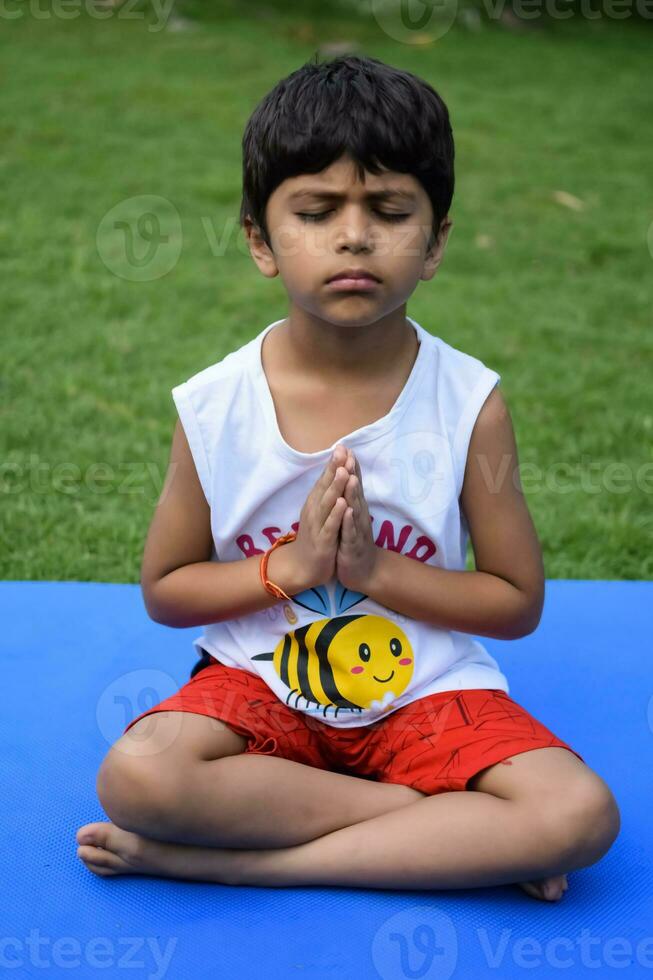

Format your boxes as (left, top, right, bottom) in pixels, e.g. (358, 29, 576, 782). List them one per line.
(245, 153, 451, 327)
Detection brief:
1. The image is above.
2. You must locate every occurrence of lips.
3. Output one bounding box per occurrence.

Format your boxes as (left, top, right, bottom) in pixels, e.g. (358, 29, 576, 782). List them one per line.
(327, 270, 380, 283)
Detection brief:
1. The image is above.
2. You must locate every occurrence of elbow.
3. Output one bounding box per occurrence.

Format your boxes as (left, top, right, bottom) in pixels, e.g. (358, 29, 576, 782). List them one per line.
(499, 621, 537, 641)
(504, 621, 538, 641)
(145, 607, 170, 627)
(141, 580, 170, 626)
(143, 600, 167, 627)
(141, 581, 195, 629)
(505, 592, 544, 640)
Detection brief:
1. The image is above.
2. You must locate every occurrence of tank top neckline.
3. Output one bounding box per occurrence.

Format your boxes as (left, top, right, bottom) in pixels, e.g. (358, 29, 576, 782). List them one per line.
(250, 315, 431, 463)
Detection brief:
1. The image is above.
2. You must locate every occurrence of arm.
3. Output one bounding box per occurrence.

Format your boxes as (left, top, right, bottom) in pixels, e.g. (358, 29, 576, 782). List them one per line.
(141, 419, 307, 628)
(362, 386, 545, 640)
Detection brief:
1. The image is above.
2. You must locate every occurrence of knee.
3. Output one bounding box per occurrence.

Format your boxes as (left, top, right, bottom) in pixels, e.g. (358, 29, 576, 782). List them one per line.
(544, 775, 621, 867)
(96, 748, 183, 834)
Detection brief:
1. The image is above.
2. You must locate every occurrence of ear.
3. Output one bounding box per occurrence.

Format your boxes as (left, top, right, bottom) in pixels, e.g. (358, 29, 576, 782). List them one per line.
(421, 215, 453, 282)
(243, 214, 279, 279)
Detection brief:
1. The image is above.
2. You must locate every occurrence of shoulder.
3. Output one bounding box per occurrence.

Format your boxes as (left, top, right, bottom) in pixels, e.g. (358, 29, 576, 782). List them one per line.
(431, 333, 503, 431)
(471, 383, 510, 430)
(462, 383, 519, 499)
(465, 384, 515, 470)
(431, 333, 487, 373)
(430, 333, 500, 410)
(174, 337, 254, 397)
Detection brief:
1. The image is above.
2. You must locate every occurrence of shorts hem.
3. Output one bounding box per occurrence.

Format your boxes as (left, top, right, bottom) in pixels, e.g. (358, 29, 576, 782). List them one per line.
(123, 704, 252, 744)
(463, 740, 585, 790)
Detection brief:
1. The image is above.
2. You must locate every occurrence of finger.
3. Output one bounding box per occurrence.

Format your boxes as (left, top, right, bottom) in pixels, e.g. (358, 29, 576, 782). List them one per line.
(323, 496, 346, 538)
(319, 446, 345, 486)
(351, 494, 365, 527)
(317, 461, 348, 512)
(353, 455, 364, 492)
(345, 473, 360, 503)
(312, 462, 338, 512)
(349, 469, 370, 518)
(316, 471, 346, 527)
(340, 505, 355, 544)
(348, 478, 370, 530)
(359, 493, 372, 530)
(343, 479, 358, 519)
(324, 465, 351, 510)
(343, 456, 362, 495)
(331, 444, 346, 467)
(326, 452, 342, 480)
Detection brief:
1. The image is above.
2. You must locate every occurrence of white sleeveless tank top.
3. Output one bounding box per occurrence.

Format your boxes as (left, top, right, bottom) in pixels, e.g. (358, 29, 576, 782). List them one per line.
(171, 315, 509, 728)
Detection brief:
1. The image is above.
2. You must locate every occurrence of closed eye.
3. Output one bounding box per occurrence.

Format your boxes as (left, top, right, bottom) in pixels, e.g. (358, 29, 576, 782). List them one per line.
(296, 210, 410, 223)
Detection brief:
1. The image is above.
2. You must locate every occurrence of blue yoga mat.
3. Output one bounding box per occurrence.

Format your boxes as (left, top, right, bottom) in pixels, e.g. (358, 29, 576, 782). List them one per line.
(1, 580, 651, 979)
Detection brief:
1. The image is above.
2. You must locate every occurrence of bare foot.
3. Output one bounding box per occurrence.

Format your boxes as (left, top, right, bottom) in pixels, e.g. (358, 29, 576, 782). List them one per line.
(77, 822, 570, 898)
(518, 874, 569, 901)
(75, 821, 241, 884)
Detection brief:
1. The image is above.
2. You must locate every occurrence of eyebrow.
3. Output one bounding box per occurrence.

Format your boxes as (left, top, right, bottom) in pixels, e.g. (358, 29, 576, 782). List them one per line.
(287, 188, 417, 203)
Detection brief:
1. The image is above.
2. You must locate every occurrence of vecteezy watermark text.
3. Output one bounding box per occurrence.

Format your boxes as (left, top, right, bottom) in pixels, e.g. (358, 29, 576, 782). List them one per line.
(369, 0, 653, 44)
(2, 454, 652, 501)
(0, 930, 177, 978)
(0, 454, 172, 503)
(0, 0, 175, 32)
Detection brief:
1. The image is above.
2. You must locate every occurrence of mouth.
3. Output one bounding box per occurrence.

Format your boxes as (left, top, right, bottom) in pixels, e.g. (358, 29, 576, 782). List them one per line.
(326, 277, 380, 292)
(373, 670, 395, 683)
(326, 269, 381, 291)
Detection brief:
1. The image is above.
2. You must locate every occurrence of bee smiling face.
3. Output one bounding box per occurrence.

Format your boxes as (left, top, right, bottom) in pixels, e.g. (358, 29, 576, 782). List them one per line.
(330, 615, 414, 709)
(251, 582, 417, 717)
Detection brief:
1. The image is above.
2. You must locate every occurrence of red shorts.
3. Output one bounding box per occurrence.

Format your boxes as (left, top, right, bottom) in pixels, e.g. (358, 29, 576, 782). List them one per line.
(123, 657, 584, 796)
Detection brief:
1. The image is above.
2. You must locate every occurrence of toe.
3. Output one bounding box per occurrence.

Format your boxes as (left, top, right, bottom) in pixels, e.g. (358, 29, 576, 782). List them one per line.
(77, 843, 134, 875)
(519, 876, 566, 902)
(545, 874, 568, 900)
(542, 883, 560, 900)
(77, 844, 114, 868)
(78, 855, 118, 877)
(76, 821, 112, 847)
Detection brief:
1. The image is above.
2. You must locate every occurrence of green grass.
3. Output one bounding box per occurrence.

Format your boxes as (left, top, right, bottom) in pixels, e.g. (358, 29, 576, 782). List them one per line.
(1, 6, 651, 582)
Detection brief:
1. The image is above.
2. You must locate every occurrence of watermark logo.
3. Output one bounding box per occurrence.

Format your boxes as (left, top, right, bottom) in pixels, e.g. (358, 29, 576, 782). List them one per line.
(94, 194, 437, 278)
(371, 0, 459, 42)
(370, 0, 653, 40)
(96, 194, 182, 281)
(371, 916, 653, 976)
(367, 430, 454, 523)
(372, 907, 458, 979)
(96, 668, 180, 752)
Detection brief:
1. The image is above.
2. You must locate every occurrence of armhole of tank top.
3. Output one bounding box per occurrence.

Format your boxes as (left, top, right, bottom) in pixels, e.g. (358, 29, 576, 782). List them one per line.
(452, 368, 501, 501)
(171, 382, 212, 506)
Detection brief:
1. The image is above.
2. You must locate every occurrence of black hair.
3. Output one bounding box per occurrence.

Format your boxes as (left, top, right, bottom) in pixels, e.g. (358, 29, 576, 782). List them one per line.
(239, 54, 455, 253)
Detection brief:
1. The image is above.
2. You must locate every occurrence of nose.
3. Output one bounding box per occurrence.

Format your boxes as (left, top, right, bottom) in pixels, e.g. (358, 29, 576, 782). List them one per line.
(334, 204, 373, 253)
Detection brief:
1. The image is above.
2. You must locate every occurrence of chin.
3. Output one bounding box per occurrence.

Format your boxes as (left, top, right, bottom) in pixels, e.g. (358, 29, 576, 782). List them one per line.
(318, 305, 389, 327)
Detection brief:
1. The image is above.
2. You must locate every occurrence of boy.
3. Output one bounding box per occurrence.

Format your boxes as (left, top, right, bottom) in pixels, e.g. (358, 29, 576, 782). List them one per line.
(76, 55, 619, 900)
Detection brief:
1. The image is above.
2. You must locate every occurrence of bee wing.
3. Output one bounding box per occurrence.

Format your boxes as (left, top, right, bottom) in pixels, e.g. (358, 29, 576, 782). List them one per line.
(335, 581, 368, 613)
(291, 584, 330, 616)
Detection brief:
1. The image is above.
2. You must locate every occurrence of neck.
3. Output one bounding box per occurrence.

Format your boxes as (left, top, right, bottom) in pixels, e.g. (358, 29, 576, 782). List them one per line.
(281, 304, 416, 383)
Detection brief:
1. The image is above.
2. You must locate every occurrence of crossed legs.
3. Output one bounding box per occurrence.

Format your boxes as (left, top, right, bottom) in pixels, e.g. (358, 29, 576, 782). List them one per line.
(76, 710, 620, 896)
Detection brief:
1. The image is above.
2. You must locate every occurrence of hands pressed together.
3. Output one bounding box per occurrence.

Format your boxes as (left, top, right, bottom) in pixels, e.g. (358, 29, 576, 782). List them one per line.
(292, 442, 379, 594)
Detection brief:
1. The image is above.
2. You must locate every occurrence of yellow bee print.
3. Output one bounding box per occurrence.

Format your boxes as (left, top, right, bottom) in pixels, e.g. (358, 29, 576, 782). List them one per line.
(252, 581, 414, 719)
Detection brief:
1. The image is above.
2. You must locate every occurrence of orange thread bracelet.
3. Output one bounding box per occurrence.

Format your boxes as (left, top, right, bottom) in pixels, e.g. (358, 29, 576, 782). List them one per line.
(259, 530, 297, 601)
